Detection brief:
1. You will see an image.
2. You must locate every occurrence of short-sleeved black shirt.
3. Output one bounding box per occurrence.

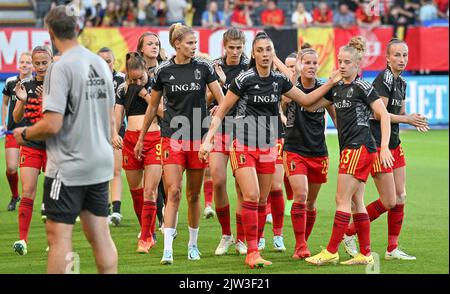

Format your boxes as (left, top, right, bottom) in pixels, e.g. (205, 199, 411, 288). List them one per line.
(2, 75, 27, 130)
(229, 68, 293, 148)
(153, 56, 218, 140)
(21, 78, 45, 150)
(325, 77, 379, 153)
(370, 68, 406, 149)
(113, 70, 126, 137)
(284, 78, 331, 157)
(212, 55, 249, 135)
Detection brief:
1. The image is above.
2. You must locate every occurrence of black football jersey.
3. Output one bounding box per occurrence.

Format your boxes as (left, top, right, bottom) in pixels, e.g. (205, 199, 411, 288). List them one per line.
(212, 55, 249, 135)
(21, 78, 45, 150)
(153, 56, 218, 140)
(325, 77, 379, 153)
(371, 68, 406, 149)
(229, 68, 293, 148)
(284, 78, 331, 157)
(2, 75, 27, 130)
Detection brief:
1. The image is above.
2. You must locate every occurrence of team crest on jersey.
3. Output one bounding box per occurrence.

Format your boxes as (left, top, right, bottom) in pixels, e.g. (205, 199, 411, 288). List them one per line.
(273, 82, 278, 92)
(194, 69, 201, 80)
(347, 87, 354, 98)
(239, 154, 246, 164)
(290, 160, 296, 171)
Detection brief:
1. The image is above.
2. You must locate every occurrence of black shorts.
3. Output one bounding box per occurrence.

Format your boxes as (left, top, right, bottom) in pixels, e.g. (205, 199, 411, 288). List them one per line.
(43, 176, 109, 225)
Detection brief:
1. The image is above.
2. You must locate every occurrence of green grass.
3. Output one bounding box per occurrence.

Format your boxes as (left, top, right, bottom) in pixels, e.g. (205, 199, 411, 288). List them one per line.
(0, 130, 448, 274)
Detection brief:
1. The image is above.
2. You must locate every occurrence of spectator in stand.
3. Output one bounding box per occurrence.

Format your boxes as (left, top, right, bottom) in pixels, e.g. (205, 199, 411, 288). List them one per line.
(434, 0, 449, 17)
(356, 1, 382, 30)
(166, 0, 188, 25)
(192, 0, 208, 26)
(389, 0, 420, 39)
(291, 2, 313, 28)
(231, 3, 253, 27)
(121, 0, 137, 27)
(143, 0, 161, 26)
(202, 1, 225, 28)
(334, 3, 356, 28)
(137, 0, 147, 26)
(338, 0, 360, 12)
(420, 0, 439, 21)
(99, 1, 120, 26)
(260, 0, 285, 28)
(223, 0, 235, 26)
(313, 2, 333, 26)
(252, 0, 268, 26)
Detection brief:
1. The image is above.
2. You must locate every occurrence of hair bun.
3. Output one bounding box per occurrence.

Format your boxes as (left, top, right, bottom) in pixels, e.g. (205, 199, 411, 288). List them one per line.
(301, 42, 312, 50)
(348, 36, 366, 54)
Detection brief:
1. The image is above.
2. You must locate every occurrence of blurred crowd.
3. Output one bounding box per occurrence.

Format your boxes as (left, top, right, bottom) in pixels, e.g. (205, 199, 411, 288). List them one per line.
(44, 0, 449, 29)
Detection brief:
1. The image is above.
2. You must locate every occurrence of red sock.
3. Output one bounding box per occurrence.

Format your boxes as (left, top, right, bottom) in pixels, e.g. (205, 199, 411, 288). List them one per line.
(346, 199, 387, 236)
(266, 196, 272, 215)
(130, 188, 144, 226)
(236, 213, 245, 242)
(6, 171, 19, 198)
(257, 204, 267, 241)
(242, 201, 258, 253)
(216, 204, 231, 236)
(284, 175, 293, 201)
(387, 204, 404, 252)
(203, 180, 213, 207)
(305, 209, 317, 241)
(291, 202, 306, 249)
(353, 213, 371, 256)
(140, 201, 156, 241)
(326, 211, 351, 254)
(18, 197, 34, 242)
(270, 190, 284, 236)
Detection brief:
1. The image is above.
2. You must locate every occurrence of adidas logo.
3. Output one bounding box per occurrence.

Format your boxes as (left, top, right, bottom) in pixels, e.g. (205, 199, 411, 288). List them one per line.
(169, 75, 175, 80)
(87, 64, 105, 86)
(254, 84, 260, 89)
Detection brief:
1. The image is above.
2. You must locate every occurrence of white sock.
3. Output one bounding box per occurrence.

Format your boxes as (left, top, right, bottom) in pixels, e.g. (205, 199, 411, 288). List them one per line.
(164, 228, 176, 251)
(188, 227, 199, 247)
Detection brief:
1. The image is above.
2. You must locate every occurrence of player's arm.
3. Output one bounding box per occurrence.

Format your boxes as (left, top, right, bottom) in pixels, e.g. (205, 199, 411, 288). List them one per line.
(380, 97, 428, 128)
(325, 104, 337, 128)
(207, 80, 225, 105)
(371, 99, 394, 168)
(12, 83, 27, 123)
(1, 94, 10, 129)
(14, 111, 63, 144)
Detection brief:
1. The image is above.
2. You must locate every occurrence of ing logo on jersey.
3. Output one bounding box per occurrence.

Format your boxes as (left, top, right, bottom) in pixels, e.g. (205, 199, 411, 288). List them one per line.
(239, 154, 246, 164)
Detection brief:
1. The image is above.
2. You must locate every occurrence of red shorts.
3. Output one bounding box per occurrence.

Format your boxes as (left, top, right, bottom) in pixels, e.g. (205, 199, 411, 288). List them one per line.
(122, 130, 161, 170)
(229, 140, 277, 175)
(283, 151, 328, 184)
(20, 146, 46, 172)
(338, 145, 377, 182)
(5, 134, 20, 149)
(276, 139, 284, 165)
(371, 144, 406, 175)
(211, 132, 232, 155)
(161, 137, 206, 169)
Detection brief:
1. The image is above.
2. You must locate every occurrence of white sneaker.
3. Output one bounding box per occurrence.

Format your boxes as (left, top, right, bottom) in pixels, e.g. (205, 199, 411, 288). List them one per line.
(342, 234, 358, 257)
(235, 240, 247, 255)
(265, 213, 273, 224)
(273, 235, 286, 252)
(161, 249, 174, 265)
(203, 206, 215, 219)
(385, 248, 416, 260)
(110, 212, 122, 226)
(258, 238, 266, 251)
(215, 235, 235, 256)
(188, 245, 201, 260)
